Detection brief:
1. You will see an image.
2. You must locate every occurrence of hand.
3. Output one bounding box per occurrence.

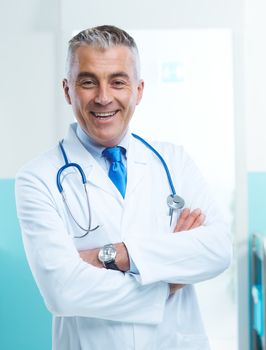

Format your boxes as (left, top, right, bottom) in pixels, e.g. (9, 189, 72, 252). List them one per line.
(174, 208, 205, 232)
(169, 208, 205, 295)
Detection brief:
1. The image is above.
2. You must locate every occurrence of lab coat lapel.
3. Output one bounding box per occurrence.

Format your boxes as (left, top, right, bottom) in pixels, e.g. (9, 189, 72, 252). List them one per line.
(125, 135, 149, 198)
(62, 124, 123, 203)
(88, 163, 124, 204)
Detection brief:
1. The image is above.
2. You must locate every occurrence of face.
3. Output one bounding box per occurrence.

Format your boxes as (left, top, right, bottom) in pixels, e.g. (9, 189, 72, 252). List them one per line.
(63, 45, 144, 147)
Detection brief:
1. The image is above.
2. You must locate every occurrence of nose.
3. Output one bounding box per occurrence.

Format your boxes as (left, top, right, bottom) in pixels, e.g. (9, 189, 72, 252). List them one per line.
(94, 85, 113, 106)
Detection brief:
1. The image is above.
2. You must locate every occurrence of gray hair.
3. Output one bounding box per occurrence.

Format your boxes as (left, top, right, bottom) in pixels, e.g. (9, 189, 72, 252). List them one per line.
(66, 25, 140, 79)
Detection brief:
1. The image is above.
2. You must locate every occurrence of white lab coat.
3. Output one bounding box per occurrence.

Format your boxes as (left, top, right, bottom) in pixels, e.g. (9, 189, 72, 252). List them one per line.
(15, 123, 231, 350)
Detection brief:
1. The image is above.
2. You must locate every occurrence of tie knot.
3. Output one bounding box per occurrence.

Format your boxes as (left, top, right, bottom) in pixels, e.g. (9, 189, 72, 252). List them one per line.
(102, 146, 125, 163)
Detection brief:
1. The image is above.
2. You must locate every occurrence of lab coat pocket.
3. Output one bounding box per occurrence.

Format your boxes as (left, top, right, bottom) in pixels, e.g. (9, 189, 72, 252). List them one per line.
(157, 214, 172, 234)
(156, 211, 181, 234)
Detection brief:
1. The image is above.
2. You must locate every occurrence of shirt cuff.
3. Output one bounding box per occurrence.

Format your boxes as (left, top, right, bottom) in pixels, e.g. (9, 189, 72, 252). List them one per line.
(129, 255, 140, 274)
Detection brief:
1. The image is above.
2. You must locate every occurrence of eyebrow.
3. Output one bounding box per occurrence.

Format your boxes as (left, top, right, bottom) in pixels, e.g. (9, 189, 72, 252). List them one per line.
(77, 72, 97, 80)
(76, 71, 130, 80)
(109, 72, 130, 80)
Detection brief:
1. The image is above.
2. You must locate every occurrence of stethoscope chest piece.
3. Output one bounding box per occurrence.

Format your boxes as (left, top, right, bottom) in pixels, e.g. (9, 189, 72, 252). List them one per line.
(167, 194, 185, 210)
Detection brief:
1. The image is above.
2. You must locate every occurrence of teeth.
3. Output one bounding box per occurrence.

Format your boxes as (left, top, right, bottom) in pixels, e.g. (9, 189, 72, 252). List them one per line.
(94, 111, 116, 117)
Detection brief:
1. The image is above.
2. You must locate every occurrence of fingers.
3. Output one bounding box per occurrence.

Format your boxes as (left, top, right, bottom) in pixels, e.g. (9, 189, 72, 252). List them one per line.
(174, 208, 205, 232)
(174, 208, 190, 232)
(181, 208, 203, 230)
(190, 212, 205, 229)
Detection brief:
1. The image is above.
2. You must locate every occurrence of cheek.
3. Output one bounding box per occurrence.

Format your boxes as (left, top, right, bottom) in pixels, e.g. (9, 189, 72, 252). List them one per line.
(128, 95, 139, 112)
(70, 88, 89, 106)
(122, 92, 138, 109)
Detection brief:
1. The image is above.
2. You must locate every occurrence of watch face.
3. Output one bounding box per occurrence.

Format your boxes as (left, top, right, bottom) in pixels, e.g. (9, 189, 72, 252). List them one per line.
(98, 244, 117, 263)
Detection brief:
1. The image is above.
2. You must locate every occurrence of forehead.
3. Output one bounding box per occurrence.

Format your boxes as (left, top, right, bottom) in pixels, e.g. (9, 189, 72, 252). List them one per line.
(70, 45, 136, 78)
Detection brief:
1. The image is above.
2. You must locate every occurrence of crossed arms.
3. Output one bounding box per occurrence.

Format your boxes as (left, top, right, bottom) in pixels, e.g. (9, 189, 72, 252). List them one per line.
(79, 208, 205, 295)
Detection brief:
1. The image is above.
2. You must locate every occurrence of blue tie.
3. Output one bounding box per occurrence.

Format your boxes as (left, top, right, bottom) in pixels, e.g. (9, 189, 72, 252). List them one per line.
(102, 147, 127, 197)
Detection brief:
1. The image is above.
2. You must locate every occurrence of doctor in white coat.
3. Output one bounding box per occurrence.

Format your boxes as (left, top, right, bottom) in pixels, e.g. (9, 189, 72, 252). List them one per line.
(15, 25, 232, 350)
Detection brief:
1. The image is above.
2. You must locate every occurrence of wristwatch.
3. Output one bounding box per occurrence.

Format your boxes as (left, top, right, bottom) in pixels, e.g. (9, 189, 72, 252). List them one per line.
(98, 244, 120, 270)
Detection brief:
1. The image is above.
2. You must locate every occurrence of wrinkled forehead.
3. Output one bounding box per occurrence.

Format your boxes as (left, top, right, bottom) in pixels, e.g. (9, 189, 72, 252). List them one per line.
(66, 44, 140, 80)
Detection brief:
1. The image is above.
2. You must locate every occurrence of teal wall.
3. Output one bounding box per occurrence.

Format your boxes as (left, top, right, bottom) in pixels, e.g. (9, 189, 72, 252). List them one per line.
(248, 172, 266, 350)
(248, 172, 266, 234)
(0, 180, 51, 350)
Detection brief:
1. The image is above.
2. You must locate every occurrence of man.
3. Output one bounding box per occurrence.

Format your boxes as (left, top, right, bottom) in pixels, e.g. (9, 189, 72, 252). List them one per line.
(16, 25, 231, 350)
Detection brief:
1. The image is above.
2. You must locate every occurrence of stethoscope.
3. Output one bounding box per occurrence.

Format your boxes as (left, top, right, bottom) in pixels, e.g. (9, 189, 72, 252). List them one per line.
(57, 134, 185, 238)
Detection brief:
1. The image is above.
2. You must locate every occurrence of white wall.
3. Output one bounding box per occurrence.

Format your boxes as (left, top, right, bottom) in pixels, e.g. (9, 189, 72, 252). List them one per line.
(0, 0, 61, 177)
(61, 0, 242, 30)
(244, 0, 266, 172)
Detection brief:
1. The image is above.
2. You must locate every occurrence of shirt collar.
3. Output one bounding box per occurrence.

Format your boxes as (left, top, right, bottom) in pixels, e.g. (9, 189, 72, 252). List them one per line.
(76, 123, 130, 159)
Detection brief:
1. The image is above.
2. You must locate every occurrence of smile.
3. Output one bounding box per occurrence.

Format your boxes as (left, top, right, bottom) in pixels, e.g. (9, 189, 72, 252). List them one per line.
(91, 111, 119, 119)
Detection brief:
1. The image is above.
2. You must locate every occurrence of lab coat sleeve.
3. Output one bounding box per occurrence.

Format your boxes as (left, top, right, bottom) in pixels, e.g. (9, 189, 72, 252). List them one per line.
(124, 146, 232, 285)
(15, 168, 169, 324)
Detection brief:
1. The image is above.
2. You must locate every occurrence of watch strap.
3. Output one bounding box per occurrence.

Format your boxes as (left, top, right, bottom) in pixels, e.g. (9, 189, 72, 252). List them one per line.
(104, 261, 120, 271)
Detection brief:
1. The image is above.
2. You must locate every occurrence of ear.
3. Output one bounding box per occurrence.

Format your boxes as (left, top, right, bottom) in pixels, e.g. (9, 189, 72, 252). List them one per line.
(136, 79, 144, 105)
(62, 79, 72, 105)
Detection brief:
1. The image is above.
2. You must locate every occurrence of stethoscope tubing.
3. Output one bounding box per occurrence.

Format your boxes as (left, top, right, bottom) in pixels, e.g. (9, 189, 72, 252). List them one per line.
(131, 133, 176, 196)
(56, 162, 87, 193)
(57, 133, 184, 237)
(57, 141, 99, 236)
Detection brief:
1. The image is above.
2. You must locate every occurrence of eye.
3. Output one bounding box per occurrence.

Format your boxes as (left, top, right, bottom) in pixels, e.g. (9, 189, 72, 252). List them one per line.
(111, 80, 127, 89)
(79, 80, 96, 88)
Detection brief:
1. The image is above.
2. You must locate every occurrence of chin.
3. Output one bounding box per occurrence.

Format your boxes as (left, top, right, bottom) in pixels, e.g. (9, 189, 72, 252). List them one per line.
(91, 133, 115, 147)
